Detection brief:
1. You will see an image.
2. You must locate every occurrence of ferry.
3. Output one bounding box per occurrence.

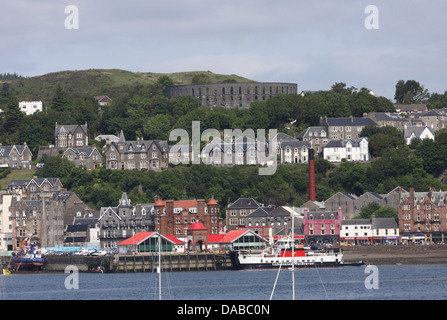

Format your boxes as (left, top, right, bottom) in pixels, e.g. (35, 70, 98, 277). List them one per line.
(234, 236, 343, 269)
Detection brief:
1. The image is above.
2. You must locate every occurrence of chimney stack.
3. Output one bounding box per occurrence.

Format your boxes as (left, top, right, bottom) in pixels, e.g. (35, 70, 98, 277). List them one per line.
(308, 149, 316, 202)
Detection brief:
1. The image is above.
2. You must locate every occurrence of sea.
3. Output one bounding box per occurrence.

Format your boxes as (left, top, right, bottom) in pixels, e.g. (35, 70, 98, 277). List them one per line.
(2, 264, 447, 301)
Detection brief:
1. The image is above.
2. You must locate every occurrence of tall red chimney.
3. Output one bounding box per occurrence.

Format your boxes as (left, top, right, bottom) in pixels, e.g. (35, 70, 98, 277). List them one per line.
(308, 149, 316, 201)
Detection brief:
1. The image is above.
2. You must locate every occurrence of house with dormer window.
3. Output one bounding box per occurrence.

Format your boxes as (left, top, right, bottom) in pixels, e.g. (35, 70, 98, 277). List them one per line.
(55, 123, 88, 148)
(103, 131, 168, 171)
(0, 143, 33, 169)
(98, 192, 154, 248)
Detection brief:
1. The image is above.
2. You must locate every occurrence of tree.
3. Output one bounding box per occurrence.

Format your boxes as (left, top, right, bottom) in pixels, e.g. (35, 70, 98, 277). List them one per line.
(1, 92, 22, 134)
(50, 85, 69, 113)
(394, 80, 429, 104)
(143, 114, 173, 140)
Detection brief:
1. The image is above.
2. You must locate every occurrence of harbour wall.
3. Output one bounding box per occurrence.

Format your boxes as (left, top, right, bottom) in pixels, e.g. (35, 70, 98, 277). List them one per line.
(41, 252, 233, 273)
(342, 244, 447, 265)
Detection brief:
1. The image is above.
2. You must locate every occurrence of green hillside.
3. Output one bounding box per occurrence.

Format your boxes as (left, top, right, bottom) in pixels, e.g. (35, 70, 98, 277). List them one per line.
(3, 69, 254, 102)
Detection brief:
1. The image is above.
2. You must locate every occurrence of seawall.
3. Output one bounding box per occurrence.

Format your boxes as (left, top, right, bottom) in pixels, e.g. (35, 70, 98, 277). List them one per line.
(342, 245, 447, 265)
(41, 252, 233, 273)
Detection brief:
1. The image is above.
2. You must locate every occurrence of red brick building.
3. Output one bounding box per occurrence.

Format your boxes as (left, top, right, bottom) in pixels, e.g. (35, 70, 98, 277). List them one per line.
(398, 188, 447, 244)
(154, 196, 219, 237)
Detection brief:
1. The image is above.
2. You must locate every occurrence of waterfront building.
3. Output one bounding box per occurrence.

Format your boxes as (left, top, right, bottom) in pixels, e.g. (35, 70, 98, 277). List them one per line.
(340, 216, 400, 245)
(303, 208, 342, 245)
(116, 231, 185, 254)
(207, 229, 266, 252)
(99, 193, 155, 249)
(226, 198, 262, 231)
(154, 196, 219, 237)
(398, 187, 447, 244)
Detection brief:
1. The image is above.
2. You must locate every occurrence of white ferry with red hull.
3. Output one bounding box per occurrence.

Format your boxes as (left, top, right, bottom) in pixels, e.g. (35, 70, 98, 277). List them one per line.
(233, 236, 344, 270)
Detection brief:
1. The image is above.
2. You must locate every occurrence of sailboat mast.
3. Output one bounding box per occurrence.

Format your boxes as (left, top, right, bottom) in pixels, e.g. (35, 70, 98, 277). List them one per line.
(292, 206, 295, 300)
(158, 233, 162, 300)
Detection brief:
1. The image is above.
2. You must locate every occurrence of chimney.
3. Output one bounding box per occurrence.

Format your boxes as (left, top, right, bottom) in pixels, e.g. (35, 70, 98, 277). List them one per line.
(308, 148, 316, 202)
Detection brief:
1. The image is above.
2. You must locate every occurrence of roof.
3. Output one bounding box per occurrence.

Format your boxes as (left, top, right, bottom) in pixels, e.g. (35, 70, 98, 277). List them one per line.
(323, 117, 376, 127)
(323, 138, 367, 148)
(189, 222, 207, 231)
(8, 177, 61, 189)
(66, 224, 89, 232)
(305, 210, 339, 220)
(117, 232, 185, 246)
(55, 124, 88, 136)
(0, 145, 31, 157)
(207, 230, 261, 244)
(227, 198, 261, 209)
(280, 140, 311, 149)
(297, 126, 327, 139)
(403, 126, 435, 139)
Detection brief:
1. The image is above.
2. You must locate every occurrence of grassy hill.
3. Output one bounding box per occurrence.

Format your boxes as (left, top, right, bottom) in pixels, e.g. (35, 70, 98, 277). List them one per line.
(4, 69, 254, 102)
(0, 169, 36, 189)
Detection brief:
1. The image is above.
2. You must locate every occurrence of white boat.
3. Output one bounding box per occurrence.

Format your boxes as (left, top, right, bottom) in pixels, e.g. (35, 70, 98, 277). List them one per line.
(235, 236, 343, 269)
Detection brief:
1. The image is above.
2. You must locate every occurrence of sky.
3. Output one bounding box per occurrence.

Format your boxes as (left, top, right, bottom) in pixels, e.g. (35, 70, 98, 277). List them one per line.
(1, 0, 447, 100)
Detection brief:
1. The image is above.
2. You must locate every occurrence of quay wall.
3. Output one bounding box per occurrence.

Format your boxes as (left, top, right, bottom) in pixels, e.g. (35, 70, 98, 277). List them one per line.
(41, 252, 233, 273)
(113, 252, 233, 273)
(343, 245, 447, 265)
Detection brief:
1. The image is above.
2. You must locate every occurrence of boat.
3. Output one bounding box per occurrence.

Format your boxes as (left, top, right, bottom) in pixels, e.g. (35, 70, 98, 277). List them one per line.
(10, 237, 44, 271)
(235, 236, 343, 270)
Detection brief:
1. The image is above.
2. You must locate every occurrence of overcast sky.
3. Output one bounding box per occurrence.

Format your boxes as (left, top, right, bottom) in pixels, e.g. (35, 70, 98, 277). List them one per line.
(1, 0, 446, 100)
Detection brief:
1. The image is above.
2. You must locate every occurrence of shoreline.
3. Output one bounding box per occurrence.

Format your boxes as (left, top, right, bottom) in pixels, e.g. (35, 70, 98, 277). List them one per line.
(342, 244, 447, 265)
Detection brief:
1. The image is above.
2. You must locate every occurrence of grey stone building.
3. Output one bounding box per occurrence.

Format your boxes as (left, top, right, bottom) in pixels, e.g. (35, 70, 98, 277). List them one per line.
(103, 131, 168, 171)
(98, 193, 154, 249)
(0, 143, 33, 169)
(165, 82, 298, 108)
(319, 116, 376, 141)
(55, 123, 89, 148)
(63, 147, 103, 170)
(226, 198, 263, 231)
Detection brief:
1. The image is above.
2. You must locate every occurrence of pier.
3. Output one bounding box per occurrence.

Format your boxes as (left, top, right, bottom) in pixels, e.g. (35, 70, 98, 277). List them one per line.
(114, 252, 233, 273)
(40, 252, 233, 273)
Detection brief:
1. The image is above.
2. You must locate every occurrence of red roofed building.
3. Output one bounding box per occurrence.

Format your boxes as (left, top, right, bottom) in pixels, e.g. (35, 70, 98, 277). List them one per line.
(154, 195, 219, 237)
(116, 231, 185, 253)
(187, 222, 208, 251)
(207, 229, 266, 252)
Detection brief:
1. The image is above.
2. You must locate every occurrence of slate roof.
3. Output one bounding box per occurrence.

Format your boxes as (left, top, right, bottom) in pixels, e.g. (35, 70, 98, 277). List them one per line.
(323, 117, 376, 127)
(227, 198, 261, 209)
(403, 126, 435, 139)
(323, 138, 367, 148)
(280, 140, 311, 149)
(297, 126, 328, 139)
(0, 145, 31, 157)
(55, 124, 87, 136)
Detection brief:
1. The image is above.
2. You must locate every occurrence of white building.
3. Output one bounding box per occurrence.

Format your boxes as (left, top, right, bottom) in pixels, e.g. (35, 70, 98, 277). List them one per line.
(18, 101, 42, 115)
(403, 125, 435, 145)
(323, 137, 369, 162)
(340, 219, 372, 244)
(341, 216, 399, 245)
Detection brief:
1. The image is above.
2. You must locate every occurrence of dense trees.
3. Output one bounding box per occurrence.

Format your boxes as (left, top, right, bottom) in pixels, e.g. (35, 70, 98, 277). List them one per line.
(2, 74, 447, 215)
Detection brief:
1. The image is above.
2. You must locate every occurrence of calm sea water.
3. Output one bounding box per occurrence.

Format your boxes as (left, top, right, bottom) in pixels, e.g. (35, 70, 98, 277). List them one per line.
(2, 264, 447, 300)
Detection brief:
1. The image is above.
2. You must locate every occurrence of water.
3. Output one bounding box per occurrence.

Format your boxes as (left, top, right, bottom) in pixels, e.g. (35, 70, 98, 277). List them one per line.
(2, 264, 447, 300)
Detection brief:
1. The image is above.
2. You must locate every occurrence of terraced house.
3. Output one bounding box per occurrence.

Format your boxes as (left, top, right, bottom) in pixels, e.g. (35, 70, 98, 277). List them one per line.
(398, 188, 447, 244)
(0, 143, 33, 169)
(99, 193, 154, 249)
(103, 131, 168, 171)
